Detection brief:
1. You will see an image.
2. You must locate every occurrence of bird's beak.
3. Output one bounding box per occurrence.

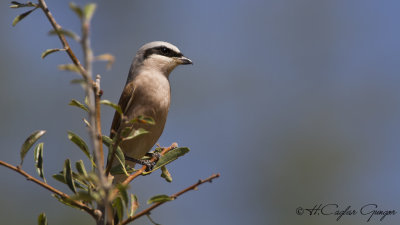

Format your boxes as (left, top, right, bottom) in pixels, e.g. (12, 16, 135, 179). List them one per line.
(176, 56, 193, 65)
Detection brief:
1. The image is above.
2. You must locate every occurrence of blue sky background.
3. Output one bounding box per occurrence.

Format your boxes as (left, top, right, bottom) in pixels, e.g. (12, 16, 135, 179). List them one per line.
(1, 0, 400, 224)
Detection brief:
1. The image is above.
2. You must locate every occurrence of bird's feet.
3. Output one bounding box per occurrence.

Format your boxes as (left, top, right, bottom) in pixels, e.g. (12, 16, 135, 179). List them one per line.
(124, 152, 161, 172)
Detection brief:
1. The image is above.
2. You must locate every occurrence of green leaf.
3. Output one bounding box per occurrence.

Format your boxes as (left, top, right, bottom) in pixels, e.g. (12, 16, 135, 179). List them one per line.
(70, 78, 85, 84)
(83, 118, 91, 128)
(102, 135, 113, 146)
(129, 194, 139, 217)
(70, 190, 99, 202)
(52, 173, 65, 183)
(69, 2, 83, 19)
(143, 147, 190, 175)
(12, 7, 37, 26)
(53, 172, 88, 190)
(147, 194, 173, 204)
(58, 64, 80, 74)
(34, 143, 46, 182)
(94, 53, 115, 70)
(115, 150, 128, 176)
(123, 128, 148, 141)
(10, 1, 37, 8)
(100, 100, 122, 115)
(41, 48, 65, 59)
(113, 197, 124, 221)
(75, 160, 87, 176)
(67, 131, 90, 160)
(37, 212, 47, 225)
(117, 184, 129, 206)
(63, 159, 76, 193)
(52, 194, 80, 209)
(103, 135, 128, 176)
(48, 29, 80, 41)
(84, 96, 89, 107)
(83, 3, 96, 21)
(20, 130, 46, 166)
(160, 166, 172, 183)
(69, 99, 88, 112)
(103, 135, 125, 162)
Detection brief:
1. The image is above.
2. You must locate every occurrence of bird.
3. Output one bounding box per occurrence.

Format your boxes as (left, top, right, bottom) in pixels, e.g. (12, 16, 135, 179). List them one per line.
(109, 41, 192, 183)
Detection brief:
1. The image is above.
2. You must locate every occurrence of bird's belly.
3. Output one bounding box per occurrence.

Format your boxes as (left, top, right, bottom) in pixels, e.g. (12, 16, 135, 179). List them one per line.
(120, 107, 167, 160)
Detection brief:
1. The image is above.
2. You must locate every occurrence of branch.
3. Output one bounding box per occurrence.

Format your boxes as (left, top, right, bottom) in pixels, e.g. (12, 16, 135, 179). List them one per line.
(0, 160, 99, 220)
(37, 0, 89, 80)
(94, 75, 104, 170)
(118, 173, 220, 225)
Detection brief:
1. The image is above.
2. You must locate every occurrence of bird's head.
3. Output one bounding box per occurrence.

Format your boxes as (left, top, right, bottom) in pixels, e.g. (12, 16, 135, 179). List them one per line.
(132, 41, 192, 76)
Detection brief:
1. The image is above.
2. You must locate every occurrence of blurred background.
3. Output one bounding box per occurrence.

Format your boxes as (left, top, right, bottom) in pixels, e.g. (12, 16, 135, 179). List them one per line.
(1, 0, 400, 224)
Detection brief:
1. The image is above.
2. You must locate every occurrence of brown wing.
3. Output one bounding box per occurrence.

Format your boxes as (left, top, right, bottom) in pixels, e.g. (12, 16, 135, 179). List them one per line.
(110, 82, 135, 138)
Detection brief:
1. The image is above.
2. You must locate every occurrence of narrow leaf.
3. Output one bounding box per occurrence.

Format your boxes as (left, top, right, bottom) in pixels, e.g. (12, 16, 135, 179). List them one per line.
(117, 184, 129, 206)
(64, 159, 76, 193)
(52, 194, 80, 209)
(155, 147, 190, 168)
(12, 8, 36, 26)
(83, 118, 91, 128)
(10, 1, 37, 8)
(20, 130, 46, 166)
(84, 3, 97, 21)
(129, 194, 139, 217)
(147, 194, 173, 204)
(69, 2, 83, 19)
(123, 128, 148, 141)
(103, 135, 128, 176)
(113, 197, 124, 221)
(52, 172, 88, 190)
(34, 143, 46, 182)
(84, 96, 89, 106)
(115, 151, 128, 176)
(52, 174, 65, 183)
(37, 212, 47, 225)
(100, 100, 122, 115)
(67, 131, 90, 159)
(58, 64, 80, 74)
(160, 166, 172, 183)
(70, 190, 99, 202)
(48, 29, 80, 41)
(69, 99, 88, 112)
(94, 53, 115, 70)
(70, 78, 85, 84)
(143, 147, 190, 175)
(102, 135, 113, 146)
(41, 48, 65, 59)
(75, 160, 87, 176)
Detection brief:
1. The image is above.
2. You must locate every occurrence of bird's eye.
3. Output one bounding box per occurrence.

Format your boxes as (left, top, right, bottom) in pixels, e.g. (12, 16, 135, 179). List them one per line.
(161, 47, 170, 55)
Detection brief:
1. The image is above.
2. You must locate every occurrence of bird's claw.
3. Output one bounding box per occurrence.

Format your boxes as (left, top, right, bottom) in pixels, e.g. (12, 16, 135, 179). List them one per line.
(124, 154, 158, 172)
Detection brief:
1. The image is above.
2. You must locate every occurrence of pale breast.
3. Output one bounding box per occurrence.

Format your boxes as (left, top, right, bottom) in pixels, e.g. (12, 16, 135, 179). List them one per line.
(120, 71, 171, 160)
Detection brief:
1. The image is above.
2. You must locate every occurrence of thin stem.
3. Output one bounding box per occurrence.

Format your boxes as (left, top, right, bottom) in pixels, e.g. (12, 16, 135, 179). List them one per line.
(0, 160, 99, 220)
(104, 120, 125, 175)
(118, 173, 220, 225)
(37, 0, 89, 80)
(81, 11, 108, 225)
(94, 75, 105, 171)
